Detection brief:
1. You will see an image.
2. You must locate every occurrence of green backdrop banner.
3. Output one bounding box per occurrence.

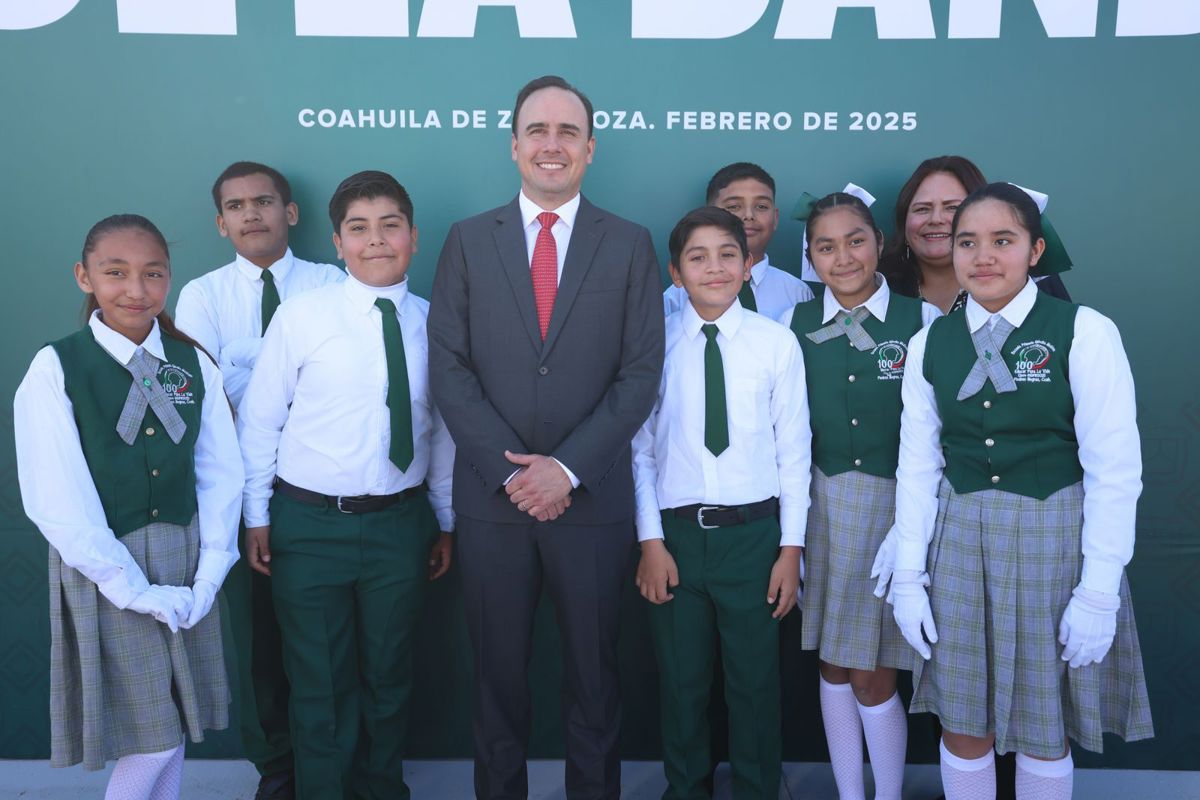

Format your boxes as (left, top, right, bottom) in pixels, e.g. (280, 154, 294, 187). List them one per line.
(2, 0, 1197, 770)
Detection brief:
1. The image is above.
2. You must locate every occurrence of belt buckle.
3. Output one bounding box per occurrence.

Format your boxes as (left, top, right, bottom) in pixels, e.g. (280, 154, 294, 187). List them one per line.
(696, 505, 720, 530)
(336, 496, 355, 514)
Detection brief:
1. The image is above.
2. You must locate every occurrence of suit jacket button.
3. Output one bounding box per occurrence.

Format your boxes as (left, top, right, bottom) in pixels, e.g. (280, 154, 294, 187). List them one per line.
(538, 366, 549, 376)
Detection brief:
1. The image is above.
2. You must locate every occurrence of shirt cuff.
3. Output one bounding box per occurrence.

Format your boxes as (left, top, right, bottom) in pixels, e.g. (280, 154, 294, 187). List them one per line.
(94, 568, 151, 611)
(1080, 557, 1123, 596)
(195, 547, 237, 590)
(435, 508, 455, 533)
(636, 511, 665, 542)
(778, 506, 805, 548)
(552, 458, 581, 489)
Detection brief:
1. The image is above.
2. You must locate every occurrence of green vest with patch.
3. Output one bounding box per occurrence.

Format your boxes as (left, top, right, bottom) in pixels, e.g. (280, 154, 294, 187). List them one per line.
(789, 286, 925, 479)
(922, 293, 1082, 499)
(51, 328, 205, 537)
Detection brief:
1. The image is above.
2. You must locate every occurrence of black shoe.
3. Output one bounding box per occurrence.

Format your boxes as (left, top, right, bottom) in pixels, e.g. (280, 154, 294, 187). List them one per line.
(255, 770, 296, 800)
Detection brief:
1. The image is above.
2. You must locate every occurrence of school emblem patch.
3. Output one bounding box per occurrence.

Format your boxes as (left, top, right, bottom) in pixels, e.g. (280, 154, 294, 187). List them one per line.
(1008, 340, 1056, 384)
(873, 340, 908, 380)
(157, 363, 197, 405)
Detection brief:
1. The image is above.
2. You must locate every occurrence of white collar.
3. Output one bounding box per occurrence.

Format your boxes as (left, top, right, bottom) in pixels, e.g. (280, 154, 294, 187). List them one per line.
(88, 310, 166, 365)
(519, 191, 581, 231)
(343, 272, 410, 316)
(681, 297, 744, 341)
(747, 254, 770, 287)
(965, 278, 1038, 333)
(821, 273, 890, 324)
(234, 248, 295, 284)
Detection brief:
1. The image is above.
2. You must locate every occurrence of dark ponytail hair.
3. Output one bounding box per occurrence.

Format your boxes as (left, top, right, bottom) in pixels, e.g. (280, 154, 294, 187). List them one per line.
(79, 214, 214, 362)
(951, 182, 1044, 242)
(804, 191, 882, 253)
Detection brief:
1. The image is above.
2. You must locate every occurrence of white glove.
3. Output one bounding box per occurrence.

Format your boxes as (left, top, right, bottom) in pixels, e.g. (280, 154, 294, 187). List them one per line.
(181, 579, 218, 630)
(1058, 585, 1119, 669)
(126, 585, 195, 633)
(891, 570, 938, 660)
(870, 529, 898, 599)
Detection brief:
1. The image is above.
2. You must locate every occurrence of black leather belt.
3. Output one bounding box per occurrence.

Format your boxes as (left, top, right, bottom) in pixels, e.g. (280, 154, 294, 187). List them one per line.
(274, 477, 422, 514)
(672, 497, 779, 530)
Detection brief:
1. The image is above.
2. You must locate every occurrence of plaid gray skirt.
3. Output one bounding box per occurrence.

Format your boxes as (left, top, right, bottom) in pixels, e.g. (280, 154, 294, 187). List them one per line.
(910, 480, 1153, 757)
(801, 468, 910, 671)
(48, 514, 229, 770)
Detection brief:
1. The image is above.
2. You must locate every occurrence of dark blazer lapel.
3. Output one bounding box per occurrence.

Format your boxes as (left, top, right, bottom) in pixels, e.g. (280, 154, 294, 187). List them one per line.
(541, 195, 604, 359)
(492, 198, 543, 352)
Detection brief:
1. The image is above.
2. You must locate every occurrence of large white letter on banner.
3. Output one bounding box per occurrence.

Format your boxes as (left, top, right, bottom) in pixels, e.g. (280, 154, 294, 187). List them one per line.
(1116, 0, 1200, 36)
(948, 0, 1097, 38)
(296, 0, 408, 36)
(117, 0, 237, 34)
(417, 0, 575, 37)
(775, 0, 935, 39)
(631, 0, 769, 39)
(0, 0, 80, 30)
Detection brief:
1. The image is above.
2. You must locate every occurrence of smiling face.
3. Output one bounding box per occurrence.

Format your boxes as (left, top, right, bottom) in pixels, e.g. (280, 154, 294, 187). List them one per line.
(711, 177, 778, 263)
(807, 206, 882, 309)
(74, 227, 170, 344)
(511, 86, 595, 209)
(669, 224, 752, 322)
(333, 196, 419, 287)
(952, 198, 1045, 313)
(215, 172, 298, 269)
(905, 171, 968, 270)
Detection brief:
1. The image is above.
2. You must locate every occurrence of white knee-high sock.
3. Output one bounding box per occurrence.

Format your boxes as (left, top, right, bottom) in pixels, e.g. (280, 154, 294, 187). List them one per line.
(939, 739, 996, 800)
(857, 692, 907, 800)
(1015, 751, 1073, 800)
(820, 676, 866, 800)
(104, 743, 183, 800)
(149, 742, 185, 800)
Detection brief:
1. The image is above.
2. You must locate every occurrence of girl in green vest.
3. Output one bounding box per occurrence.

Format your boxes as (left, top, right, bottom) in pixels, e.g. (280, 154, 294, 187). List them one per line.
(780, 192, 939, 800)
(13, 215, 244, 800)
(887, 183, 1152, 799)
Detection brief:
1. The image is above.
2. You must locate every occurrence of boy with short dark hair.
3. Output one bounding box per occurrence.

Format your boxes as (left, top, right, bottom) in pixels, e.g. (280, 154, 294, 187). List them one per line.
(238, 170, 454, 800)
(175, 161, 344, 800)
(635, 206, 811, 800)
(663, 162, 813, 319)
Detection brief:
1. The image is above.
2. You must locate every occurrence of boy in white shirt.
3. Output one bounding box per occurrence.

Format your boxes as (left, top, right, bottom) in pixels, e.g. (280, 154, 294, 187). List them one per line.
(238, 170, 454, 800)
(175, 161, 344, 800)
(663, 163, 813, 319)
(635, 206, 811, 800)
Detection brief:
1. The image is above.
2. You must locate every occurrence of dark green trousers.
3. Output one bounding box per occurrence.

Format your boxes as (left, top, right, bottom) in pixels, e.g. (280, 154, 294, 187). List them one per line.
(648, 511, 783, 800)
(269, 490, 437, 800)
(222, 522, 293, 776)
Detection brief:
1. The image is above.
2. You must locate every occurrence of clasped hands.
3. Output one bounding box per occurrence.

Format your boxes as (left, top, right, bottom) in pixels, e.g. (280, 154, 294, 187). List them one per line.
(504, 450, 572, 521)
(126, 579, 218, 632)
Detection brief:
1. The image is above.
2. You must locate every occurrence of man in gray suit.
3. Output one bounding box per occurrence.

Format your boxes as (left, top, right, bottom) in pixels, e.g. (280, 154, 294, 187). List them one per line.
(428, 75, 664, 799)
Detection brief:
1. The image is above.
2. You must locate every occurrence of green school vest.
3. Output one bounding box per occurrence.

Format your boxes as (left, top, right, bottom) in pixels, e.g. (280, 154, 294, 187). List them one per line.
(789, 288, 925, 478)
(923, 293, 1082, 499)
(51, 328, 205, 537)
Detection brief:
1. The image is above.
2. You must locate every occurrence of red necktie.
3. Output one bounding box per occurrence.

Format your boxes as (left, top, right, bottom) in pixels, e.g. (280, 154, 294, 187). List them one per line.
(531, 211, 559, 340)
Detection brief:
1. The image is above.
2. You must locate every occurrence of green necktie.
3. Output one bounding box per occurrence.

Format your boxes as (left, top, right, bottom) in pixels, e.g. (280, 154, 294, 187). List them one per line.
(374, 297, 414, 471)
(260, 269, 281, 335)
(737, 280, 757, 313)
(702, 323, 729, 456)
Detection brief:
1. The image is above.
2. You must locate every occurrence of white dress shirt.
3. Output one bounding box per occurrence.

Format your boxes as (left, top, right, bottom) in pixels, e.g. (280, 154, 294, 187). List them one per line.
(892, 279, 1141, 595)
(14, 313, 243, 610)
(514, 190, 582, 488)
(776, 272, 941, 330)
(633, 301, 812, 545)
(664, 254, 814, 322)
(238, 275, 454, 532)
(174, 248, 345, 409)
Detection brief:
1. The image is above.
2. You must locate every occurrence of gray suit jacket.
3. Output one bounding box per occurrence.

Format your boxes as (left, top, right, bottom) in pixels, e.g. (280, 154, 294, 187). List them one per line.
(428, 195, 664, 525)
